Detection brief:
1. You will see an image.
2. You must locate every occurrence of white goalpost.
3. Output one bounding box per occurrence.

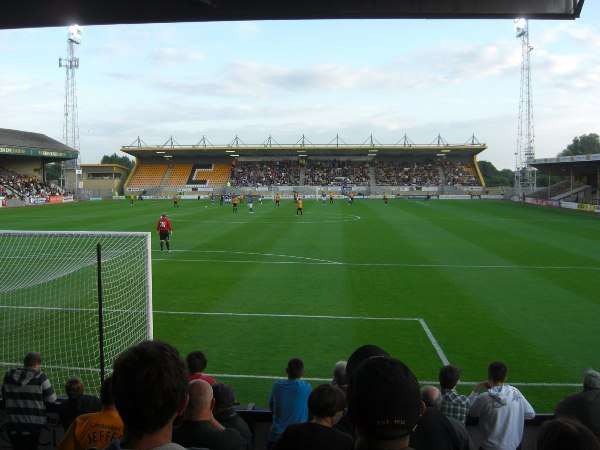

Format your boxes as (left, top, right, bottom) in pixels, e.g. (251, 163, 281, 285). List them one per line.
(0, 231, 152, 395)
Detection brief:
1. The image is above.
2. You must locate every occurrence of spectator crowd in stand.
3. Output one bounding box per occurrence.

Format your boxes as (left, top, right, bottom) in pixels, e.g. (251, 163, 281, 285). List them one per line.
(373, 160, 442, 187)
(3, 346, 598, 450)
(0, 166, 68, 200)
(304, 159, 369, 187)
(231, 161, 300, 187)
(443, 161, 481, 186)
(227, 159, 481, 188)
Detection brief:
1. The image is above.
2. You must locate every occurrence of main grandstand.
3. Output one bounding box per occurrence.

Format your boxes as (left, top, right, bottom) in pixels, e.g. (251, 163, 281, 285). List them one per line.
(121, 134, 489, 199)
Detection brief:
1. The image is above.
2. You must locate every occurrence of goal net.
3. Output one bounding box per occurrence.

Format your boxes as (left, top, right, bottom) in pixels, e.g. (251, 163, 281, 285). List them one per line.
(0, 231, 152, 396)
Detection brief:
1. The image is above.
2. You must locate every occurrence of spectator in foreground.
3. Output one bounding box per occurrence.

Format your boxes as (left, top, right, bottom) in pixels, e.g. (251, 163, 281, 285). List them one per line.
(1, 352, 57, 450)
(173, 379, 244, 450)
(59, 375, 102, 429)
(554, 367, 600, 438)
(416, 385, 474, 450)
(212, 382, 253, 450)
(536, 417, 600, 450)
(106, 340, 205, 450)
(267, 358, 312, 447)
(467, 361, 535, 450)
(57, 376, 123, 450)
(187, 351, 216, 384)
(272, 383, 353, 450)
(331, 360, 352, 436)
(439, 364, 470, 424)
(347, 355, 423, 450)
(345, 344, 389, 380)
(332, 361, 348, 391)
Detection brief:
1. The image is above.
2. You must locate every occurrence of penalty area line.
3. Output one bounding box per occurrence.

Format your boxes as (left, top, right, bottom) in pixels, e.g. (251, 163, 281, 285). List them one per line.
(153, 311, 449, 365)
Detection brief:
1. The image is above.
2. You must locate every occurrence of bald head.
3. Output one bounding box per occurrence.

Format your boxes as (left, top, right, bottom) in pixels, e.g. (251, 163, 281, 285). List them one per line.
(186, 379, 214, 420)
(421, 385, 442, 409)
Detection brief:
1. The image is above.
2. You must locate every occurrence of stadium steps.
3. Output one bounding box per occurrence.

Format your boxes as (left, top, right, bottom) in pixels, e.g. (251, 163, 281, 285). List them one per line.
(298, 167, 306, 185)
(369, 166, 377, 187)
(550, 184, 591, 201)
(438, 166, 446, 184)
(160, 166, 174, 190)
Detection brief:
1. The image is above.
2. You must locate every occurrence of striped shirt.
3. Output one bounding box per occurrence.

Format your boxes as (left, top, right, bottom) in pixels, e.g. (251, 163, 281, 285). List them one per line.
(2, 368, 57, 425)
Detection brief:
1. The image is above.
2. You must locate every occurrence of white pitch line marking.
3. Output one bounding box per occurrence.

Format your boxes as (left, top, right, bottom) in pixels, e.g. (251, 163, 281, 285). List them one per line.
(152, 251, 600, 270)
(202, 372, 580, 387)
(153, 310, 449, 365)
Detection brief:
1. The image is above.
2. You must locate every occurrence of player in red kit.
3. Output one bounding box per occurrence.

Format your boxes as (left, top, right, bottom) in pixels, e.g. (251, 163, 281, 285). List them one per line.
(156, 213, 173, 253)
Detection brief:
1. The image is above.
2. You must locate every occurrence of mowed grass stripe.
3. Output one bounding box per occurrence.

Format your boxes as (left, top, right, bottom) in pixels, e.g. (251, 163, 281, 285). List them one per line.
(1, 198, 598, 413)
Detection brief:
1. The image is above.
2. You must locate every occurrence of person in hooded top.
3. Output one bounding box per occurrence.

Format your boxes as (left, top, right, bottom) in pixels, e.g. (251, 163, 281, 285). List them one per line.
(467, 361, 535, 450)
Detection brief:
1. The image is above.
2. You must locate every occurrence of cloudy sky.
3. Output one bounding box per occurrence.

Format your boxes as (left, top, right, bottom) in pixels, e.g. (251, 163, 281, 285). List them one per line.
(1, 4, 599, 170)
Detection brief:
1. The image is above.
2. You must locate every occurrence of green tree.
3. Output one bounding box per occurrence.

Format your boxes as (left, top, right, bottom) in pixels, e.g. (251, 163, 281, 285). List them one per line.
(558, 133, 600, 156)
(44, 162, 62, 182)
(477, 160, 514, 186)
(100, 153, 134, 169)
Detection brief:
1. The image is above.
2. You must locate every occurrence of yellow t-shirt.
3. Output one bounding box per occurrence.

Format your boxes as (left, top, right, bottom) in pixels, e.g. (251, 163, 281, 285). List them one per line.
(297, 199, 303, 208)
(57, 409, 124, 450)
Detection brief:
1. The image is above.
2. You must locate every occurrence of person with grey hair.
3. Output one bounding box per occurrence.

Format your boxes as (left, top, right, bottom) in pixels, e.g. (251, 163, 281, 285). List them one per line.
(331, 360, 352, 436)
(555, 367, 600, 438)
(332, 361, 348, 390)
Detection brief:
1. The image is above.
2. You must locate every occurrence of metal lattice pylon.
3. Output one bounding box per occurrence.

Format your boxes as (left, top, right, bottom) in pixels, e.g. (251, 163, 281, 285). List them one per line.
(59, 26, 82, 191)
(514, 19, 536, 198)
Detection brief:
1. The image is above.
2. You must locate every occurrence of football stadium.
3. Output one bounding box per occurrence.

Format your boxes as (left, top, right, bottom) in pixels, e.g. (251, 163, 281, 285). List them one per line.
(1, 128, 600, 449)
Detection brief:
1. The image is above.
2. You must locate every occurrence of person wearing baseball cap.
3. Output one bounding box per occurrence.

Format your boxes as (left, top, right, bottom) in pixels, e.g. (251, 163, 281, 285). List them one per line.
(347, 355, 424, 449)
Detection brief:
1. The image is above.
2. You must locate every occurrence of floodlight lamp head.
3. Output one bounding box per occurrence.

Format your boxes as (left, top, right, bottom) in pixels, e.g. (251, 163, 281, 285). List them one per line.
(514, 18, 527, 38)
(68, 25, 83, 44)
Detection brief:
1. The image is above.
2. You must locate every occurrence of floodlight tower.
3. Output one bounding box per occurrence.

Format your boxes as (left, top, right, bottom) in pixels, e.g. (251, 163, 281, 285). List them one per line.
(514, 18, 536, 198)
(59, 25, 82, 192)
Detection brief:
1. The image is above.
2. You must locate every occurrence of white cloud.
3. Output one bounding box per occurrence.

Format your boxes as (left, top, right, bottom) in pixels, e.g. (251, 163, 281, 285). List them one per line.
(0, 76, 33, 96)
(152, 47, 204, 66)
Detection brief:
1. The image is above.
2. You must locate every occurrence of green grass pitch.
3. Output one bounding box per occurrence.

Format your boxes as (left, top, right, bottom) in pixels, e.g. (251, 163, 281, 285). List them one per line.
(1, 197, 599, 413)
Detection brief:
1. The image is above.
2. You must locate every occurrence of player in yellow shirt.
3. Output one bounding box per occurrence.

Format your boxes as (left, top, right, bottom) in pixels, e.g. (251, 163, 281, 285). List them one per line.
(232, 195, 238, 213)
(275, 193, 281, 207)
(384, 193, 388, 204)
(57, 377, 124, 450)
(296, 198, 303, 216)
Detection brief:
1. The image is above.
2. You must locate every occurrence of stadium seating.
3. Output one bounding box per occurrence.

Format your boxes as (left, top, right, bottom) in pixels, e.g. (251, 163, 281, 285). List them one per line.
(192, 164, 231, 187)
(165, 164, 193, 188)
(127, 164, 168, 188)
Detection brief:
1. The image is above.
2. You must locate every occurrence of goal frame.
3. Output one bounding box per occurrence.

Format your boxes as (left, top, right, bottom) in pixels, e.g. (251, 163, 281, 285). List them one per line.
(0, 230, 153, 394)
